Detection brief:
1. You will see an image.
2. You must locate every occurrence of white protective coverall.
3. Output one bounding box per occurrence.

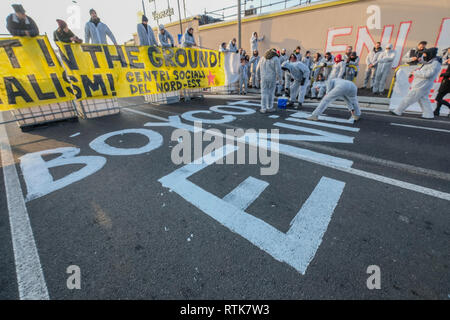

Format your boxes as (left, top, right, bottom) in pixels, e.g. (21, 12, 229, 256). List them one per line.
(310, 80, 327, 98)
(394, 57, 442, 118)
(239, 63, 249, 94)
(249, 55, 261, 88)
(256, 53, 282, 111)
(282, 61, 311, 104)
(228, 40, 238, 53)
(328, 61, 346, 81)
(363, 48, 382, 88)
(311, 78, 361, 117)
(321, 56, 334, 79)
(372, 46, 396, 93)
(250, 34, 264, 52)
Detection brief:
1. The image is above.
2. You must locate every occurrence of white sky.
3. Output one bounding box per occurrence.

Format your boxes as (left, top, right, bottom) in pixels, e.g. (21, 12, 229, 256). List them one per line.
(0, 0, 242, 44)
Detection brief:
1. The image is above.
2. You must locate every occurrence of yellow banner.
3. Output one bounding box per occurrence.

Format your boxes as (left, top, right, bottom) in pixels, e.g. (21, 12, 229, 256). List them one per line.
(0, 36, 73, 111)
(0, 36, 226, 111)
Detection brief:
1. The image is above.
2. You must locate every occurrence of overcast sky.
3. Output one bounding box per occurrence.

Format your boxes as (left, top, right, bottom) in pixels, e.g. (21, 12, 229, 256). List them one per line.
(0, 0, 244, 44)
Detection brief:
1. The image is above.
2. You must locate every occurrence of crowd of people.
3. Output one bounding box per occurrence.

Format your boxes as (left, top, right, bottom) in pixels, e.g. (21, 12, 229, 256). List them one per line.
(4, 4, 450, 120)
(230, 35, 449, 120)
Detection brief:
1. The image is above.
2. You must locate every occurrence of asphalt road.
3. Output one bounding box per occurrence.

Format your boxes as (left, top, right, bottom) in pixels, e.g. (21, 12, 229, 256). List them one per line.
(0, 94, 449, 300)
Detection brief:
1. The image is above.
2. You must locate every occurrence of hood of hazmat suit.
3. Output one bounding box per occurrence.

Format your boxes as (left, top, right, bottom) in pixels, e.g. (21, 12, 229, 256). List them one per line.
(257, 50, 282, 84)
(410, 49, 442, 92)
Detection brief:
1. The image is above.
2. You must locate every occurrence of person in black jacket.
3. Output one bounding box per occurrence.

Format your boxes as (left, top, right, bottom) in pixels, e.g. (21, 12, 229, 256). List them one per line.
(434, 68, 450, 117)
(54, 19, 82, 43)
(6, 4, 39, 37)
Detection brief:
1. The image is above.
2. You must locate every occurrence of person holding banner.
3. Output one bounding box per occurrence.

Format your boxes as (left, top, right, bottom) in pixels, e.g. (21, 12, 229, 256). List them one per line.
(137, 15, 157, 46)
(228, 38, 238, 53)
(6, 4, 39, 37)
(182, 27, 196, 48)
(158, 25, 174, 48)
(54, 19, 82, 43)
(219, 42, 229, 52)
(84, 9, 117, 45)
(392, 48, 442, 119)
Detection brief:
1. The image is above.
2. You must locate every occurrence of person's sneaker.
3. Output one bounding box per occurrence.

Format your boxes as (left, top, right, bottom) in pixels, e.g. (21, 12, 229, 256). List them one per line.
(421, 115, 434, 119)
(352, 114, 360, 121)
(267, 108, 277, 113)
(286, 102, 294, 108)
(307, 114, 319, 121)
(259, 109, 267, 114)
(389, 110, 401, 116)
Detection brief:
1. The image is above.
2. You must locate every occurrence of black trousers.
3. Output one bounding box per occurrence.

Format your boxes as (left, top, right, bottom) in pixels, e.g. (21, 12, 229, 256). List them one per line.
(434, 90, 450, 114)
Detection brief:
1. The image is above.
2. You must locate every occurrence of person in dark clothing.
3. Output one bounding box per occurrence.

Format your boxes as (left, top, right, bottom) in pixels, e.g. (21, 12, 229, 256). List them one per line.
(402, 41, 427, 65)
(6, 4, 39, 37)
(54, 19, 82, 43)
(434, 68, 450, 117)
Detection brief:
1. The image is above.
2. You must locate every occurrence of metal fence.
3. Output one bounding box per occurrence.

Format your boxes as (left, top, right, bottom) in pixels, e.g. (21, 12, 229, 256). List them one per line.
(203, 0, 318, 23)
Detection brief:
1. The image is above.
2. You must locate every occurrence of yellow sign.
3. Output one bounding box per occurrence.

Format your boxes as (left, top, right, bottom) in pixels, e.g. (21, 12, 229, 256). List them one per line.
(0, 36, 73, 111)
(0, 36, 226, 111)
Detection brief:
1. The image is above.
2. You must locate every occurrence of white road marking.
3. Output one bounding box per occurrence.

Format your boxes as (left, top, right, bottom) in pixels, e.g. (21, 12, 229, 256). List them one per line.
(133, 108, 450, 201)
(0, 112, 49, 300)
(122, 107, 169, 122)
(273, 122, 354, 143)
(268, 115, 280, 119)
(159, 145, 346, 274)
(286, 117, 360, 132)
(391, 123, 450, 133)
(291, 111, 355, 124)
(223, 177, 269, 211)
(20, 147, 107, 202)
(69, 132, 80, 138)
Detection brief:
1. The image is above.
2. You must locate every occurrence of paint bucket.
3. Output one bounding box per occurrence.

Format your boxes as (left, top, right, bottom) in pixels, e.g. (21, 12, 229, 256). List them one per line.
(277, 96, 287, 109)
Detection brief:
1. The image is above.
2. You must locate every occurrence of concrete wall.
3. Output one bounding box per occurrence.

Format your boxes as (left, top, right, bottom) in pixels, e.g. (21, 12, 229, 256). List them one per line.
(196, 0, 450, 86)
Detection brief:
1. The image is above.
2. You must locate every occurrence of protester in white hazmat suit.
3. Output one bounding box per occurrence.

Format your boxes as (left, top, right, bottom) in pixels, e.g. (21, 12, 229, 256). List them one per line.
(256, 48, 282, 113)
(362, 42, 382, 89)
(250, 32, 264, 52)
(219, 42, 229, 52)
(228, 38, 238, 53)
(321, 52, 334, 79)
(392, 48, 442, 119)
(249, 50, 261, 88)
(281, 60, 310, 109)
(328, 54, 346, 80)
(308, 78, 361, 121)
(310, 74, 327, 99)
(372, 44, 396, 94)
(239, 58, 249, 94)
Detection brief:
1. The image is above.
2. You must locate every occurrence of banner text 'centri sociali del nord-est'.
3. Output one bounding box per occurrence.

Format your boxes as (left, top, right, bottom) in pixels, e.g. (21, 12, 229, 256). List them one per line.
(0, 36, 226, 111)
